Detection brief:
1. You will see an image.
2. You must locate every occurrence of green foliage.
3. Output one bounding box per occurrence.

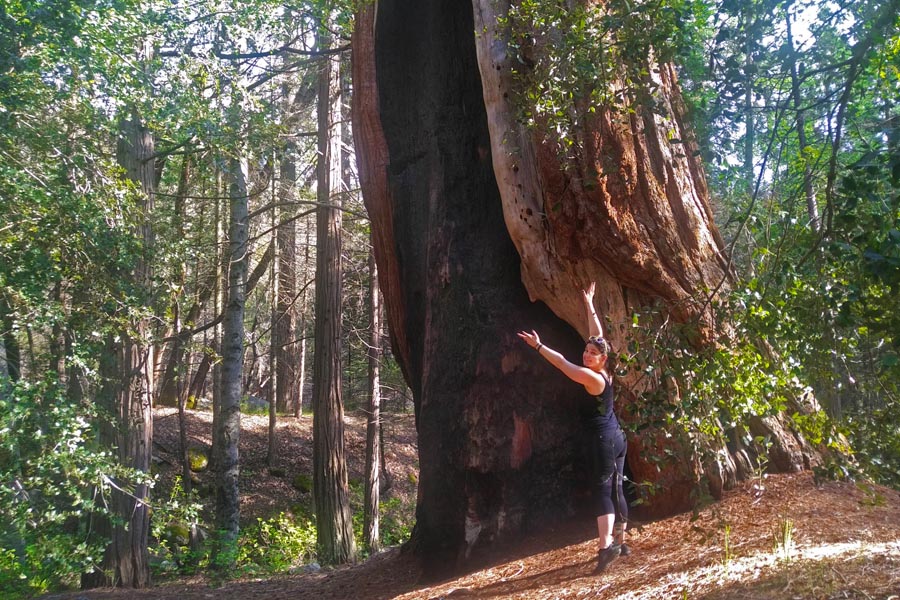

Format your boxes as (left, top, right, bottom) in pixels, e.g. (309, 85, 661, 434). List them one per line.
(664, 0, 900, 485)
(237, 512, 317, 573)
(626, 304, 784, 434)
(0, 546, 32, 600)
(501, 0, 710, 149)
(845, 403, 900, 488)
(148, 477, 203, 575)
(210, 530, 241, 575)
(292, 473, 312, 493)
(378, 496, 413, 548)
(0, 377, 151, 596)
(622, 286, 860, 490)
(157, 485, 415, 583)
(347, 480, 413, 559)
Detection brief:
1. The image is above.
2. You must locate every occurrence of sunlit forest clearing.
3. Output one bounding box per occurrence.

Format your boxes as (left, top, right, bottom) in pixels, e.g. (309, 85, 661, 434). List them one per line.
(1, 0, 898, 598)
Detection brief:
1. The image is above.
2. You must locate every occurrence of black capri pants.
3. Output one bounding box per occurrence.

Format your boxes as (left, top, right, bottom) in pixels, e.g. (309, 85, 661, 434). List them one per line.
(591, 426, 628, 522)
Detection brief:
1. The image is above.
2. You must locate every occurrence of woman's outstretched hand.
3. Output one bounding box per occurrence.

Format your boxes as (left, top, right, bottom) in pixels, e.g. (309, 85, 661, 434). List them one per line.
(582, 282, 596, 304)
(517, 329, 541, 349)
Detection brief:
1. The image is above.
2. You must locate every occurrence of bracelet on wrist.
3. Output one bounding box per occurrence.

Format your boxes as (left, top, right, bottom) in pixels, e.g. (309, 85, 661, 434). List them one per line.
(535, 343, 543, 352)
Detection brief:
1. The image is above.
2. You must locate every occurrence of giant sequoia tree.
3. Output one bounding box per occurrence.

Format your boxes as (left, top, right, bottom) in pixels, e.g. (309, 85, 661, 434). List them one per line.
(352, 0, 817, 575)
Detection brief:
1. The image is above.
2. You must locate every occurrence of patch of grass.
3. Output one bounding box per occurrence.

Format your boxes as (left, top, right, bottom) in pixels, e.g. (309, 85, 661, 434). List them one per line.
(772, 516, 794, 562)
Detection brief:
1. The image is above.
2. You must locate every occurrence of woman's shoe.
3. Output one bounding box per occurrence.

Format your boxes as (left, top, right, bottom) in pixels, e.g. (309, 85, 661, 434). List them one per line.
(594, 543, 621, 573)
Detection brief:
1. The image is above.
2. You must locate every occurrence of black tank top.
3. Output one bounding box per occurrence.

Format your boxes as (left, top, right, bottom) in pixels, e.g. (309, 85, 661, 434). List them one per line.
(591, 372, 619, 432)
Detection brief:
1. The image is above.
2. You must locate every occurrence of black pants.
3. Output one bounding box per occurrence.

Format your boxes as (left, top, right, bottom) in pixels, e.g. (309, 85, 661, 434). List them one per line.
(592, 426, 628, 522)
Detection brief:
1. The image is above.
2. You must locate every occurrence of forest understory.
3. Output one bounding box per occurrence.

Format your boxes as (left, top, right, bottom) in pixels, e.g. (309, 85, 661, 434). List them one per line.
(41, 408, 900, 600)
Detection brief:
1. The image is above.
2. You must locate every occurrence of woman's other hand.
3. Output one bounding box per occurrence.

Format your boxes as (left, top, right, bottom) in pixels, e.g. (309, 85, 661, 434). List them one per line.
(516, 329, 541, 349)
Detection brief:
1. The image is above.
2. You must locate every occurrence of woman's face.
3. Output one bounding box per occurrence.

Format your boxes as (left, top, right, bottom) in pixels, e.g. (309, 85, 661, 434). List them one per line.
(583, 343, 607, 371)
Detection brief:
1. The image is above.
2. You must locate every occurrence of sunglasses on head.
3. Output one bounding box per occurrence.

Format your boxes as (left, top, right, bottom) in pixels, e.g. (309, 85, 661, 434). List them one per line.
(587, 336, 609, 352)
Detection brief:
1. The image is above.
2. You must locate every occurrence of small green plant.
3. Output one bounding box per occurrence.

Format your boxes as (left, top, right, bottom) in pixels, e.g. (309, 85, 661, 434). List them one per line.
(751, 436, 772, 487)
(856, 482, 887, 507)
(209, 531, 242, 581)
(348, 481, 415, 555)
(722, 523, 733, 566)
(772, 516, 795, 562)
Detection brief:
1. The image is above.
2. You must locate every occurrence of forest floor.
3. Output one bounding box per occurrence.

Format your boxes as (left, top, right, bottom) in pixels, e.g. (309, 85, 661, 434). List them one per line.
(43, 408, 900, 600)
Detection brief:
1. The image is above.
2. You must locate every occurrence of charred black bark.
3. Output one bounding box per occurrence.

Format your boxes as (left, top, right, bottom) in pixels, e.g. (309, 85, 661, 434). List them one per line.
(373, 0, 598, 577)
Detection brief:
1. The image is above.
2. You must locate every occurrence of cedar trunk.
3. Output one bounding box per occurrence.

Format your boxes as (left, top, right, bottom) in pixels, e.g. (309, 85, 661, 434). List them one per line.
(274, 140, 298, 414)
(352, 0, 815, 576)
(312, 27, 356, 565)
(82, 115, 154, 589)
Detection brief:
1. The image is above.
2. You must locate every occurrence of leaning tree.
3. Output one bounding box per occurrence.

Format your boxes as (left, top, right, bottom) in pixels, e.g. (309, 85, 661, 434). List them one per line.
(352, 0, 818, 576)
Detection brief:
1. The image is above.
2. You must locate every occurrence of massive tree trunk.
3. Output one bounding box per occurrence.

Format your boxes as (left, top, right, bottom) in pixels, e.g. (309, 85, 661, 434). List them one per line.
(352, 0, 816, 576)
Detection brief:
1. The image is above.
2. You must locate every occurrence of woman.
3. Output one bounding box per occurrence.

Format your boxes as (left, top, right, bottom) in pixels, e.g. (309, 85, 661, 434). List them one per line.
(516, 283, 629, 573)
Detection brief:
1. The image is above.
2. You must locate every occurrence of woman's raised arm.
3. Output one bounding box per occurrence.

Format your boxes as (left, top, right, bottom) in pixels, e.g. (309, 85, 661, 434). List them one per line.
(582, 283, 604, 339)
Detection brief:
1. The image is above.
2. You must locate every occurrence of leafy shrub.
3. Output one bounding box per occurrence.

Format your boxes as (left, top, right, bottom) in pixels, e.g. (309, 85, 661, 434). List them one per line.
(0, 376, 146, 596)
(379, 496, 413, 547)
(237, 513, 317, 573)
(845, 403, 900, 489)
(349, 480, 415, 557)
(0, 546, 30, 600)
(149, 477, 204, 576)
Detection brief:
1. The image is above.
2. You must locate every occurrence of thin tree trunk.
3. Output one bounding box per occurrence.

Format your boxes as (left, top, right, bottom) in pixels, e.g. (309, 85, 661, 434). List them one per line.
(296, 321, 307, 417)
(0, 294, 20, 382)
(178, 375, 192, 495)
(275, 142, 298, 415)
(295, 216, 312, 418)
(187, 353, 212, 406)
(174, 156, 195, 495)
(744, 4, 755, 195)
(364, 251, 382, 553)
(268, 178, 278, 466)
(214, 154, 248, 553)
(785, 6, 819, 231)
(211, 166, 227, 474)
(312, 25, 356, 565)
(158, 155, 192, 407)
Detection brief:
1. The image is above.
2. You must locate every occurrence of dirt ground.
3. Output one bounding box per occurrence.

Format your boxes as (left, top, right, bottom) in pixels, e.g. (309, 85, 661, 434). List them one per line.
(42, 409, 900, 600)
